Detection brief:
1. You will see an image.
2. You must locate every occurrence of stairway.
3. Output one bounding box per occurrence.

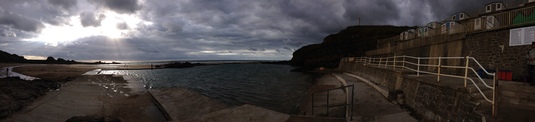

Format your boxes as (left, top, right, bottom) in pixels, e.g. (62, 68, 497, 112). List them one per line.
(466, 83, 494, 109)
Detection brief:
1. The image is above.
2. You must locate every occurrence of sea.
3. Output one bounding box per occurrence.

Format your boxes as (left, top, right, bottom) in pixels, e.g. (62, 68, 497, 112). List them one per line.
(97, 63, 313, 114)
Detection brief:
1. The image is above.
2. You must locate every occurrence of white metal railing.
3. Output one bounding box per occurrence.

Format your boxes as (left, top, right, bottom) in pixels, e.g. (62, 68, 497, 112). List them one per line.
(347, 55, 497, 116)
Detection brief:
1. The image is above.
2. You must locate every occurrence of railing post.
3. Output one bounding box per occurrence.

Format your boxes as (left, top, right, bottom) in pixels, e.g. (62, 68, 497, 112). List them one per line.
(402, 55, 406, 69)
(464, 56, 469, 87)
(437, 57, 441, 82)
(492, 68, 498, 117)
(379, 58, 382, 67)
(417, 57, 420, 77)
(385, 57, 388, 68)
(393, 55, 397, 70)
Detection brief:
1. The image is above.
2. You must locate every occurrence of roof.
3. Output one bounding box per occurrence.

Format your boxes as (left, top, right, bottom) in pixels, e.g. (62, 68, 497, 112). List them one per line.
(485, 1, 505, 6)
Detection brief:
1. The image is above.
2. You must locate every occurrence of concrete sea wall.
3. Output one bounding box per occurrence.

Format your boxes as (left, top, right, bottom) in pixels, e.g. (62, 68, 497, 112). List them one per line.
(339, 62, 483, 122)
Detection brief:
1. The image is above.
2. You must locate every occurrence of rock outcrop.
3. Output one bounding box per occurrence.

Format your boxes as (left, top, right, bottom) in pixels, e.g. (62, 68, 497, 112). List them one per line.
(0, 77, 60, 118)
(290, 25, 414, 69)
(0, 50, 26, 63)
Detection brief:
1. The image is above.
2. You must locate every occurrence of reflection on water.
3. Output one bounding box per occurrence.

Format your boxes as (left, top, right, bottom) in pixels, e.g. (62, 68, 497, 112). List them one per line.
(99, 64, 312, 113)
(0, 66, 39, 80)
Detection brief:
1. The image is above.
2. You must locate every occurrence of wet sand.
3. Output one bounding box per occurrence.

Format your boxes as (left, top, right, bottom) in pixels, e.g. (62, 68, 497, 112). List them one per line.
(11, 64, 153, 82)
(2, 74, 166, 121)
(0, 63, 166, 121)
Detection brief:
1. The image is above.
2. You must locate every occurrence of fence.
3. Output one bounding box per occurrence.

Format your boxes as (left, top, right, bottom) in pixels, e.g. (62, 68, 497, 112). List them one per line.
(349, 55, 498, 116)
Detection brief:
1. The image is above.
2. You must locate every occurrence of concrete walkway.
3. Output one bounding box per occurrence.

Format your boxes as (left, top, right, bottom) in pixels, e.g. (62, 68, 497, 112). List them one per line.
(2, 74, 166, 122)
(151, 87, 296, 122)
(295, 72, 417, 122)
(335, 73, 417, 122)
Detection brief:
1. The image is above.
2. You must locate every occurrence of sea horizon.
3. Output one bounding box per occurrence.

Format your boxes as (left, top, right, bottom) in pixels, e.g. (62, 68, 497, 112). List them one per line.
(74, 59, 289, 64)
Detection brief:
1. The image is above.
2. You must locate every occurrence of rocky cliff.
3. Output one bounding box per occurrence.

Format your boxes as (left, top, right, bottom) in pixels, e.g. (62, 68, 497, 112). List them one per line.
(290, 25, 414, 69)
(0, 50, 26, 63)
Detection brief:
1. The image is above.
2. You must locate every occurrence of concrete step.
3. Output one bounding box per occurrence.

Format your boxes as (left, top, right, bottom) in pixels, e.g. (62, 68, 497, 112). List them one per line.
(286, 115, 345, 122)
(466, 85, 492, 93)
(500, 90, 535, 100)
(476, 99, 493, 108)
(499, 96, 535, 110)
(499, 82, 535, 94)
(471, 90, 493, 101)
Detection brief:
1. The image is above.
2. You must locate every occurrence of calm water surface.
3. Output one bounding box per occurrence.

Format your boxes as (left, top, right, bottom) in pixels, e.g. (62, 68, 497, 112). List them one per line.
(99, 64, 313, 113)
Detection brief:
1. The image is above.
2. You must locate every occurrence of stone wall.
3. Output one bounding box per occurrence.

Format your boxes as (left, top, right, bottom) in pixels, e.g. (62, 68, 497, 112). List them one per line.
(463, 29, 530, 79)
(339, 62, 483, 121)
(369, 28, 530, 80)
(338, 61, 398, 90)
(401, 77, 481, 122)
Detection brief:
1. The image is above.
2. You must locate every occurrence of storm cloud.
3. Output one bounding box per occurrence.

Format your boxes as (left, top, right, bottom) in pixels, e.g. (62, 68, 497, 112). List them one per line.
(48, 0, 78, 10)
(0, 12, 44, 32)
(80, 12, 106, 27)
(92, 0, 142, 14)
(0, 0, 526, 60)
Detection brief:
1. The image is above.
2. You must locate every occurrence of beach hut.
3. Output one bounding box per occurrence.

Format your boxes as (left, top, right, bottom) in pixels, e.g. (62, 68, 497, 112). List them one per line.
(401, 29, 416, 40)
(485, 2, 505, 13)
(441, 21, 460, 34)
(451, 12, 469, 21)
(426, 22, 440, 29)
(474, 18, 482, 30)
(423, 27, 431, 37)
(485, 16, 500, 30)
(407, 29, 416, 40)
(403, 31, 409, 40)
(441, 22, 449, 34)
(400, 32, 405, 41)
(417, 27, 425, 37)
(425, 22, 440, 36)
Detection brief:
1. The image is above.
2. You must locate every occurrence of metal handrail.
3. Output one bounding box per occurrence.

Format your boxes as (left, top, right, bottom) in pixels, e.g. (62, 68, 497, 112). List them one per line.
(311, 85, 354, 121)
(347, 55, 497, 116)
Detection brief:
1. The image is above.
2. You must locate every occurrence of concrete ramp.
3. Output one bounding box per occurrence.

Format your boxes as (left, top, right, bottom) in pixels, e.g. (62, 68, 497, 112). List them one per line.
(199, 104, 290, 122)
(149, 88, 229, 122)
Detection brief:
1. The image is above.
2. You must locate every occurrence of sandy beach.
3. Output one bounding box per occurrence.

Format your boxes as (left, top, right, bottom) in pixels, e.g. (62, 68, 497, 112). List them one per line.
(0, 63, 161, 121)
(10, 64, 153, 81)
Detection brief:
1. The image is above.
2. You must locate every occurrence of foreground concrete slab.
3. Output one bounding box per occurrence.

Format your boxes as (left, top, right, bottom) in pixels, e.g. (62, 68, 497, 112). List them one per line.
(3, 75, 166, 122)
(337, 73, 418, 122)
(199, 104, 291, 122)
(149, 88, 229, 122)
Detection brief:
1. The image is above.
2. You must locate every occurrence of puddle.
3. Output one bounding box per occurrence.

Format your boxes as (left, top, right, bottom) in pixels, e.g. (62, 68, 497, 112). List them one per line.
(0, 66, 39, 80)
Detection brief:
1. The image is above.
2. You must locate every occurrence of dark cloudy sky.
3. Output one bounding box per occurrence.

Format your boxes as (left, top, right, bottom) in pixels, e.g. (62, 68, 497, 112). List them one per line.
(0, 0, 522, 61)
